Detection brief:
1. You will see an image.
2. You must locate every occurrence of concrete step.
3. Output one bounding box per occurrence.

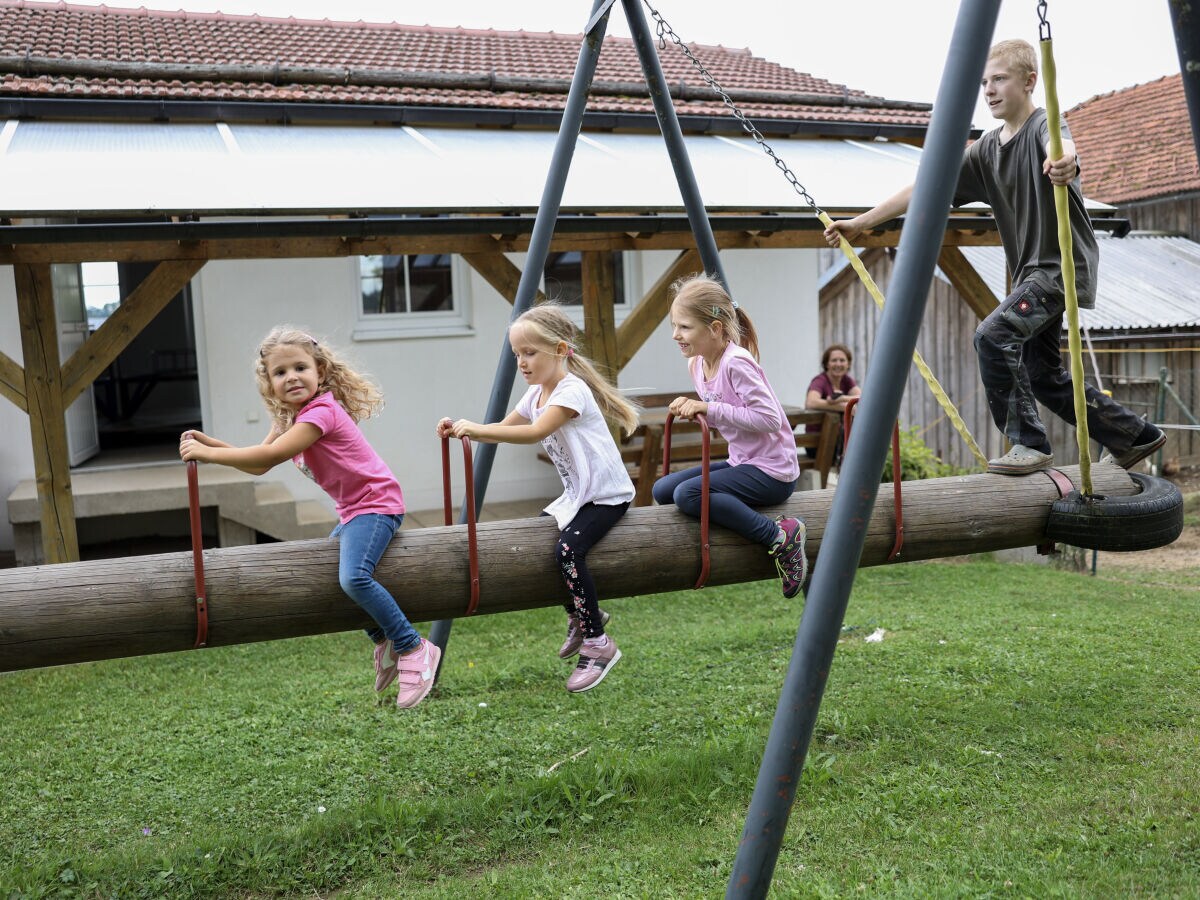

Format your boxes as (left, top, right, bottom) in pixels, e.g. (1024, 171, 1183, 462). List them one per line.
(6, 464, 336, 564)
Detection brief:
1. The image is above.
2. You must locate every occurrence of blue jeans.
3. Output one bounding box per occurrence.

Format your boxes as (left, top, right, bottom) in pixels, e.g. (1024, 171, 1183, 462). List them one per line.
(974, 281, 1145, 455)
(330, 513, 421, 652)
(653, 462, 796, 547)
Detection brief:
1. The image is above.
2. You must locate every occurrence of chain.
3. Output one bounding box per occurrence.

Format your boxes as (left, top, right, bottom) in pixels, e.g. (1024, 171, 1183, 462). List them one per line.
(641, 0, 822, 217)
(1037, 1, 1052, 42)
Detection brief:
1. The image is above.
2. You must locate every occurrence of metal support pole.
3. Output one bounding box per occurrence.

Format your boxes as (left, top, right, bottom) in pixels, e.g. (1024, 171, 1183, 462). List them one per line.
(1169, 0, 1200, 167)
(429, 0, 613, 657)
(725, 3, 1001, 896)
(1156, 367, 1170, 475)
(621, 0, 729, 290)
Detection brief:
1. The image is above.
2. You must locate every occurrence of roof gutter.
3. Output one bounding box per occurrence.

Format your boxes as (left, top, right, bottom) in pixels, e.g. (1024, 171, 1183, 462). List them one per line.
(0, 212, 1129, 245)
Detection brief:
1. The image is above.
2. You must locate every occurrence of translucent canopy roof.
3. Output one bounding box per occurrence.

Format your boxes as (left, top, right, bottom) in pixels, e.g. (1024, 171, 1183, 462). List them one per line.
(0, 119, 934, 218)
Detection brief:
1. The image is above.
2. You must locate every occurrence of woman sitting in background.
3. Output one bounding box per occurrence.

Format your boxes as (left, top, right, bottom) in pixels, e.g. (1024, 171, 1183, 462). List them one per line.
(804, 343, 861, 460)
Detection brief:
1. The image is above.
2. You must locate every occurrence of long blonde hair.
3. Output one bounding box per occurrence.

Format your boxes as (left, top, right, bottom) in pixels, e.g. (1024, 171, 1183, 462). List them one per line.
(255, 326, 383, 430)
(670, 273, 760, 361)
(511, 304, 641, 437)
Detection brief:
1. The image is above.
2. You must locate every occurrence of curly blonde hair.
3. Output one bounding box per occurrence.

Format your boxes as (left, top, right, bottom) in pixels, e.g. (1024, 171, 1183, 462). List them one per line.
(254, 326, 383, 430)
(511, 304, 641, 437)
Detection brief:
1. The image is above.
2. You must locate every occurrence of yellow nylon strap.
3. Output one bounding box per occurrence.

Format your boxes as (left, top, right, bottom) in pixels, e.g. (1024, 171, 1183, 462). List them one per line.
(1040, 38, 1094, 495)
(818, 211, 988, 467)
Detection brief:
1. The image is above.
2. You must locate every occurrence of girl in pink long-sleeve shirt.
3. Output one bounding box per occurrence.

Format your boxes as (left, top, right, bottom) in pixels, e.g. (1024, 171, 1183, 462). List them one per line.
(652, 275, 808, 598)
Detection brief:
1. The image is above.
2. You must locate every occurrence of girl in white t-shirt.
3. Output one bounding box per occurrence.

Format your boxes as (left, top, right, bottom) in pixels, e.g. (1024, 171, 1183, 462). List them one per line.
(438, 305, 638, 693)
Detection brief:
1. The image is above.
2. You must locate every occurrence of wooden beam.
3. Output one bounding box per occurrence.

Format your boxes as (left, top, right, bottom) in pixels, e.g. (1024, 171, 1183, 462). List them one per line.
(0, 349, 26, 412)
(818, 247, 886, 304)
(615, 248, 701, 371)
(580, 251, 619, 382)
(14, 264, 78, 564)
(61, 258, 206, 407)
(460, 251, 546, 307)
(0, 228, 1002, 266)
(0, 462, 1136, 671)
(937, 246, 999, 321)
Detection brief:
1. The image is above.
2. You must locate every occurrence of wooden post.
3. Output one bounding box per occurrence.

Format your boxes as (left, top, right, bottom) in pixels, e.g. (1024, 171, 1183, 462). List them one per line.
(615, 247, 701, 370)
(60, 258, 205, 406)
(580, 250, 619, 382)
(460, 251, 546, 307)
(14, 263, 78, 564)
(937, 246, 999, 320)
(0, 349, 27, 412)
(0, 462, 1137, 671)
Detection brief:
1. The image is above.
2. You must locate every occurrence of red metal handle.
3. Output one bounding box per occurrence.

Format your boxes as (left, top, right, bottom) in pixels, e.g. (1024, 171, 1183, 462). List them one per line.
(186, 460, 209, 648)
(441, 433, 481, 616)
(663, 411, 710, 589)
(842, 396, 859, 446)
(887, 423, 905, 562)
(841, 398, 904, 561)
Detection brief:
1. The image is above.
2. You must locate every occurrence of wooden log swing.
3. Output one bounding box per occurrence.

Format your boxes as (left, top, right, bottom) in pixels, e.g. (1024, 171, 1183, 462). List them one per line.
(0, 462, 1138, 673)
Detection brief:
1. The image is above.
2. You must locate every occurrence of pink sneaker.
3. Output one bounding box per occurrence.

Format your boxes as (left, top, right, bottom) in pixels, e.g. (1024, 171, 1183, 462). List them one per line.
(558, 609, 612, 659)
(373, 639, 399, 692)
(395, 638, 441, 709)
(566, 635, 622, 693)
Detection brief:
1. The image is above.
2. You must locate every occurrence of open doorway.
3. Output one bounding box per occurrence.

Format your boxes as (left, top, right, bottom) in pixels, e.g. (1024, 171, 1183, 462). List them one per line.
(77, 261, 201, 470)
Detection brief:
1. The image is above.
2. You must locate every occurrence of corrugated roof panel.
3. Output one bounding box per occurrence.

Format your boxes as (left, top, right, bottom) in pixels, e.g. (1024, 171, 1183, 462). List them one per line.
(955, 235, 1200, 331)
(9, 121, 227, 154)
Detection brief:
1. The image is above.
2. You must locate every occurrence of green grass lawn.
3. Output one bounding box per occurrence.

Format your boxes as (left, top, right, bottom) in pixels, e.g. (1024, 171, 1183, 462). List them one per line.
(2, 559, 1198, 898)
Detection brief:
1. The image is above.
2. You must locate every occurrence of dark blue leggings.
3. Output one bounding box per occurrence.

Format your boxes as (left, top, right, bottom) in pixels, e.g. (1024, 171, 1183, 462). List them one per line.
(653, 462, 796, 548)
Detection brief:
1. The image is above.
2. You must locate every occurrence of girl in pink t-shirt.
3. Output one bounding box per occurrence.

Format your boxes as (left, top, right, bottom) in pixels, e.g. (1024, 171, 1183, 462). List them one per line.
(179, 327, 438, 710)
(653, 275, 808, 599)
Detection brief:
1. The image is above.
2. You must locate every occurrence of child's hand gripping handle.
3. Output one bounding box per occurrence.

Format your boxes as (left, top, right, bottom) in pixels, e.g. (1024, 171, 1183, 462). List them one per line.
(441, 432, 481, 616)
(185, 459, 209, 648)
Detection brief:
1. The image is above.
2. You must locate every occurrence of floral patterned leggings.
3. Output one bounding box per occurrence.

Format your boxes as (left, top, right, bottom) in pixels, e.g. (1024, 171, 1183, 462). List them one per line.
(552, 501, 630, 638)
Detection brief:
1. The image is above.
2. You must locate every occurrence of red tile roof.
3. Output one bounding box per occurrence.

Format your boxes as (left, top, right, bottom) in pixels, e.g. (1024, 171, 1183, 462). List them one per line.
(1066, 73, 1200, 205)
(0, 0, 931, 130)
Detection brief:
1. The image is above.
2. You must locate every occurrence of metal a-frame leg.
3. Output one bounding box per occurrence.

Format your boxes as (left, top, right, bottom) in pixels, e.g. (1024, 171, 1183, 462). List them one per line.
(428, 0, 615, 665)
(622, 0, 729, 290)
(432, 0, 737, 667)
(1170, 0, 1200, 166)
(725, 3, 1001, 897)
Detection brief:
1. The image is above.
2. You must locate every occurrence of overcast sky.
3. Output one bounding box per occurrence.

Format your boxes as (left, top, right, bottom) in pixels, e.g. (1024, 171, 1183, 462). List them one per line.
(66, 0, 1181, 129)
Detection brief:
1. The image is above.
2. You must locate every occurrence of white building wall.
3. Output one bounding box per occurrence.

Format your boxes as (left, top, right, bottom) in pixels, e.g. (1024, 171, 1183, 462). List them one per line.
(0, 267, 35, 553)
(0, 247, 819, 553)
(192, 247, 819, 520)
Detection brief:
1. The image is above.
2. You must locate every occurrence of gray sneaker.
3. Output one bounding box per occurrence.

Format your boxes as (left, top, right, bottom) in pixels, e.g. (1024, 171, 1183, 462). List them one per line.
(1102, 430, 1166, 469)
(987, 444, 1053, 475)
(558, 609, 611, 659)
(566, 635, 622, 693)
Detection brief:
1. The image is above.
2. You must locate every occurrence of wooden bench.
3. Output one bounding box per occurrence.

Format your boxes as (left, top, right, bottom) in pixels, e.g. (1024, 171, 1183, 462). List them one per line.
(538, 391, 841, 506)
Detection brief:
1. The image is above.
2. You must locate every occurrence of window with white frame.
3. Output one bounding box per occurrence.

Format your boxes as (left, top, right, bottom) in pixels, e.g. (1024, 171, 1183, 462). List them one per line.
(354, 253, 470, 340)
(360, 254, 454, 314)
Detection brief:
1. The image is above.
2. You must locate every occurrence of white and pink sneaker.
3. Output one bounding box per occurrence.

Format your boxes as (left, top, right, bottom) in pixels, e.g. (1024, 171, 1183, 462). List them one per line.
(395, 638, 441, 709)
(373, 639, 400, 692)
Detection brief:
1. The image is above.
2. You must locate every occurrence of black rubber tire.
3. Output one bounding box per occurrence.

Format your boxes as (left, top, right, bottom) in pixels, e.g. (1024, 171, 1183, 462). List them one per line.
(1045, 472, 1184, 552)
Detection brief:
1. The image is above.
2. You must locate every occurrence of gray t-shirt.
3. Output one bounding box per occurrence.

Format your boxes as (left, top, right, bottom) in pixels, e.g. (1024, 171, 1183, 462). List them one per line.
(953, 108, 1098, 309)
